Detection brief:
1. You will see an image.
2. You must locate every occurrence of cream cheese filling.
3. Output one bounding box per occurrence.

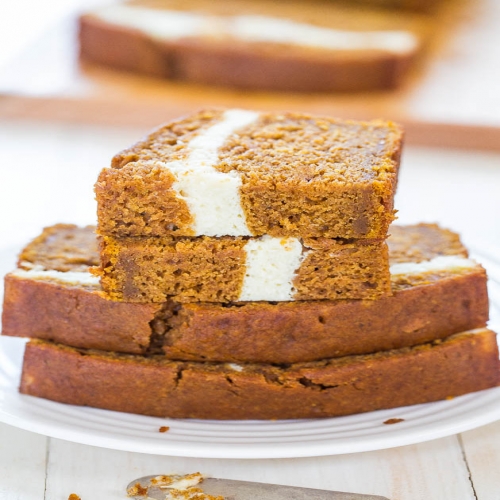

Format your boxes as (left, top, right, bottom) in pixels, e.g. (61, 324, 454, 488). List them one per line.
(227, 363, 244, 372)
(160, 108, 258, 237)
(239, 236, 307, 301)
(390, 255, 477, 276)
(12, 268, 100, 286)
(232, 15, 418, 54)
(93, 5, 418, 55)
(150, 473, 205, 490)
(94, 6, 208, 40)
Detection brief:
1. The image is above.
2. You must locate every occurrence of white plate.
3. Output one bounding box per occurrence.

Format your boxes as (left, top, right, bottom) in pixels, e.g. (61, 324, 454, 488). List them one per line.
(0, 246, 499, 459)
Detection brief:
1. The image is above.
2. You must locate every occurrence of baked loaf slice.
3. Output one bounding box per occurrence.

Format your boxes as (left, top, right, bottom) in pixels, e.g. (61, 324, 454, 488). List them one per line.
(20, 329, 500, 420)
(3, 224, 488, 363)
(80, 0, 422, 92)
(98, 234, 390, 303)
(95, 109, 403, 239)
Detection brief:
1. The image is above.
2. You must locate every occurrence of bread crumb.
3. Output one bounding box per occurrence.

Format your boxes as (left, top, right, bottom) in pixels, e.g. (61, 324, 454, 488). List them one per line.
(383, 418, 405, 425)
(127, 473, 225, 499)
(159, 426, 170, 433)
(151, 472, 203, 488)
(127, 482, 149, 496)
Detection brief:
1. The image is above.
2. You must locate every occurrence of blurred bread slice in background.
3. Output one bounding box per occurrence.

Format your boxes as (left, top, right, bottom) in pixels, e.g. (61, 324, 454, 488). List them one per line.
(79, 0, 431, 91)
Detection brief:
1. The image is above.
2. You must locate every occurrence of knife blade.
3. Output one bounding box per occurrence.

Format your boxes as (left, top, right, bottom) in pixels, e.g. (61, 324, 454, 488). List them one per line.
(127, 475, 389, 500)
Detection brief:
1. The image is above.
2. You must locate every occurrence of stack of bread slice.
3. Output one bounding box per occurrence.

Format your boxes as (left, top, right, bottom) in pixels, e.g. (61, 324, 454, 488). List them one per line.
(2, 109, 499, 419)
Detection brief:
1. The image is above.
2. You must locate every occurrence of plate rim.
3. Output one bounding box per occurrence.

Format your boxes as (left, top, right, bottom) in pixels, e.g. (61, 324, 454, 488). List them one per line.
(0, 246, 499, 459)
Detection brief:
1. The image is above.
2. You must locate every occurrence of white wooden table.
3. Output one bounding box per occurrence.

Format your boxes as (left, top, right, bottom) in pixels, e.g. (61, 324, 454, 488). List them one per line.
(0, 120, 500, 499)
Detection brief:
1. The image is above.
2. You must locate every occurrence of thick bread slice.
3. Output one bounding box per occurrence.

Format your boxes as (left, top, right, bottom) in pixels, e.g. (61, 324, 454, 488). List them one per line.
(95, 109, 403, 240)
(20, 329, 500, 420)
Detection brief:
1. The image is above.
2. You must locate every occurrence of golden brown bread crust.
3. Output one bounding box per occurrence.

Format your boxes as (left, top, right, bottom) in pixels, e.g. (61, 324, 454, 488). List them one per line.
(96, 109, 403, 239)
(2, 268, 489, 362)
(20, 330, 500, 420)
(2, 223, 488, 362)
(79, 0, 421, 92)
(2, 276, 158, 354)
(98, 234, 390, 303)
(160, 270, 489, 362)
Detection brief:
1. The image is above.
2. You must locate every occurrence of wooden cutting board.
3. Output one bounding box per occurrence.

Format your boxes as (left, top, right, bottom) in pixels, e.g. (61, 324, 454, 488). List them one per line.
(1, 0, 499, 150)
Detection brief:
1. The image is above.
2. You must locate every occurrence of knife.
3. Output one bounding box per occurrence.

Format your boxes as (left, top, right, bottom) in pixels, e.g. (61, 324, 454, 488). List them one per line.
(127, 475, 389, 500)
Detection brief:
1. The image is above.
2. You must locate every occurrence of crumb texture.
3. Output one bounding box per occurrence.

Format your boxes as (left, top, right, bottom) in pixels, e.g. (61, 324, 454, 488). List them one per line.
(388, 223, 468, 263)
(97, 234, 391, 303)
(18, 224, 98, 272)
